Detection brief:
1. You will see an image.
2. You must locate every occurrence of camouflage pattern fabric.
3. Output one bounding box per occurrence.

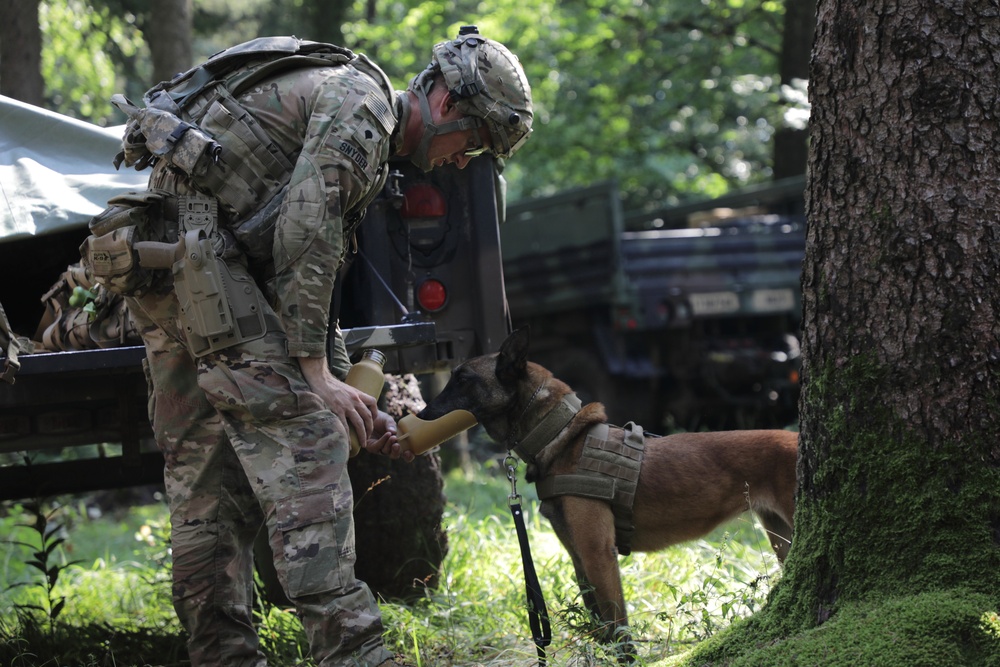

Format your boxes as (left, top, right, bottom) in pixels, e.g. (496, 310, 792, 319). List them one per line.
(147, 63, 396, 359)
(0, 300, 27, 383)
(127, 263, 392, 667)
(36, 263, 140, 351)
(123, 55, 399, 666)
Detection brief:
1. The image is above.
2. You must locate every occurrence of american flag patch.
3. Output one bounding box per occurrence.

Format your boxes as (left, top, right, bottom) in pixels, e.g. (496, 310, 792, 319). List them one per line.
(364, 93, 395, 134)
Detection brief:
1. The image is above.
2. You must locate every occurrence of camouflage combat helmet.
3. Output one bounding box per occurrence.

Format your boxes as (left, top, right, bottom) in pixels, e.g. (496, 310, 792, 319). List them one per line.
(407, 25, 532, 170)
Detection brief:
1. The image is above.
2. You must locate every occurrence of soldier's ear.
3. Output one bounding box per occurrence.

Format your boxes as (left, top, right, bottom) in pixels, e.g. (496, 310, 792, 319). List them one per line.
(496, 328, 529, 387)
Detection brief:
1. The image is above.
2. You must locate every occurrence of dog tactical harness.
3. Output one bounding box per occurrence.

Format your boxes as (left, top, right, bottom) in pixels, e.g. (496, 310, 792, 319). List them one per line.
(511, 395, 647, 556)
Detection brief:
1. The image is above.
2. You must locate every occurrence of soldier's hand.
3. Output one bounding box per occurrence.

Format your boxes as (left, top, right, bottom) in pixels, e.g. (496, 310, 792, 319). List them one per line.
(299, 356, 376, 444)
(364, 411, 414, 462)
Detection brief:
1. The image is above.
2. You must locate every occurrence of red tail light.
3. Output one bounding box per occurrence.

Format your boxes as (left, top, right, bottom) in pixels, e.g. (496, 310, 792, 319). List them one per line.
(401, 183, 447, 218)
(417, 279, 448, 311)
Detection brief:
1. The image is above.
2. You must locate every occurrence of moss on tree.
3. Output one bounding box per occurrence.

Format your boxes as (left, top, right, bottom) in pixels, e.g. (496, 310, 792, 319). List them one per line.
(676, 357, 1000, 665)
(685, 589, 1000, 666)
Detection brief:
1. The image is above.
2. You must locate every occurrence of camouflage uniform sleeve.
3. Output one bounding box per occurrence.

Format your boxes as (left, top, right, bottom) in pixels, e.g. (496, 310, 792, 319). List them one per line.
(267, 70, 395, 358)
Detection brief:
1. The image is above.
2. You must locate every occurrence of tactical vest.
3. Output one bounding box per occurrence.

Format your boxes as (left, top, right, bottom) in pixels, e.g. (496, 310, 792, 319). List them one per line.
(114, 36, 395, 222)
(84, 37, 397, 355)
(509, 394, 648, 556)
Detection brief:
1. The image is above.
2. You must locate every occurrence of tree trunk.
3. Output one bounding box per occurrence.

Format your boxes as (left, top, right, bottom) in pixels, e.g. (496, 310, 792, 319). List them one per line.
(302, 3, 347, 47)
(0, 0, 43, 105)
(147, 0, 193, 86)
(689, 0, 1000, 663)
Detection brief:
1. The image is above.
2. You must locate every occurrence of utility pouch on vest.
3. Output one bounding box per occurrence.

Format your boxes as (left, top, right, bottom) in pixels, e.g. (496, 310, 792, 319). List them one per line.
(233, 184, 287, 275)
(170, 196, 269, 356)
(80, 190, 170, 296)
(111, 93, 223, 177)
(140, 104, 222, 178)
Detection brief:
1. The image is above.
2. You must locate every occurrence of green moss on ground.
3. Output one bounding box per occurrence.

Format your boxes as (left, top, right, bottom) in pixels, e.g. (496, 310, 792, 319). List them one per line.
(681, 588, 1000, 667)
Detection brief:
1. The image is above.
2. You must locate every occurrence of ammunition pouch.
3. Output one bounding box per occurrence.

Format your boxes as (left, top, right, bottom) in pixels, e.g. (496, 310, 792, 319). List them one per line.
(142, 105, 222, 177)
(80, 189, 173, 297)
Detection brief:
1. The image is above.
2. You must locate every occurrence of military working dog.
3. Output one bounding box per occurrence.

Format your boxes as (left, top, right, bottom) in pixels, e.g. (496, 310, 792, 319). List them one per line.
(418, 328, 797, 659)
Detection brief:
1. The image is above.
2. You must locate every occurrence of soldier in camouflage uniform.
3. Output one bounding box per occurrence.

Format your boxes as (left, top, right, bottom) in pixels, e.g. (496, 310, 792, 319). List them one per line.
(108, 27, 532, 667)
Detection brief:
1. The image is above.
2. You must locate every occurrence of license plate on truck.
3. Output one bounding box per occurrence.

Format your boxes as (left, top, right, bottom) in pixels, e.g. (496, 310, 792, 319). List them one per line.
(750, 288, 795, 313)
(690, 291, 740, 315)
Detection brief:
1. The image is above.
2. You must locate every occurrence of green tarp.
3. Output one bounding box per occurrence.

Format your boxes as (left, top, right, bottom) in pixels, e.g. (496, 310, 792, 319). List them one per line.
(0, 95, 147, 242)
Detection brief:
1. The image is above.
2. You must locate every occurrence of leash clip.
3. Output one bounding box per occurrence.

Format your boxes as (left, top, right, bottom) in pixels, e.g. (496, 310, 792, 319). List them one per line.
(504, 454, 520, 505)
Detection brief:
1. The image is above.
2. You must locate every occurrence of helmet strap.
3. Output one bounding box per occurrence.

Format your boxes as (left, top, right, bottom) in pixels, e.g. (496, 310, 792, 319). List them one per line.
(408, 81, 480, 172)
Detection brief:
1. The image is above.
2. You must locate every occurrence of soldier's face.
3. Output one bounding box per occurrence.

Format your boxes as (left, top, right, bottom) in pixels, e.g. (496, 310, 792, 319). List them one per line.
(427, 123, 492, 170)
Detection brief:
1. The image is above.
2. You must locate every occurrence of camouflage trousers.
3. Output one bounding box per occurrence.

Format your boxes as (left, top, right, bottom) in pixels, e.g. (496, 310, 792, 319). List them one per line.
(126, 262, 392, 667)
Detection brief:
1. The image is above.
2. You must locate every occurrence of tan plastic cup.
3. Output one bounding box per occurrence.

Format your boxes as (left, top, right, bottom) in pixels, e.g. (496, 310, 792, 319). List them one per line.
(397, 410, 478, 456)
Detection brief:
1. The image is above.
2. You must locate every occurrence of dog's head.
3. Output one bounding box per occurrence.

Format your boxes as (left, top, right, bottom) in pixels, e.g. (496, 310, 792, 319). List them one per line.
(418, 328, 563, 444)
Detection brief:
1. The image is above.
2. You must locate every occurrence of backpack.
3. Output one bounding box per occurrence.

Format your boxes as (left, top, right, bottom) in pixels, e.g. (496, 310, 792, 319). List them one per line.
(35, 263, 140, 351)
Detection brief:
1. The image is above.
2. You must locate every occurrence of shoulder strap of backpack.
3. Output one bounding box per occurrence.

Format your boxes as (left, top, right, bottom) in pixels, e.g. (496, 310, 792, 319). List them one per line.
(145, 36, 356, 110)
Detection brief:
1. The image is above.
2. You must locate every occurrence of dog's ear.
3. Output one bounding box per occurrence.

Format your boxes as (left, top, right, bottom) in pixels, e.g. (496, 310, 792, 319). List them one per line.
(496, 328, 530, 386)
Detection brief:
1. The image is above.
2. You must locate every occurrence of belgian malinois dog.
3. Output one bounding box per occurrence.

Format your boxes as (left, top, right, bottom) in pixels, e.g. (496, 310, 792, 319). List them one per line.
(418, 328, 797, 659)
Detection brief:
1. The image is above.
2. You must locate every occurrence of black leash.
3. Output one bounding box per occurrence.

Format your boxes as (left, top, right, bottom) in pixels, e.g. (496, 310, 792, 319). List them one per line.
(505, 455, 552, 666)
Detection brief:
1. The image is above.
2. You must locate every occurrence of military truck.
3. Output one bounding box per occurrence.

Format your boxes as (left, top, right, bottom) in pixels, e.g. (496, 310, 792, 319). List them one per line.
(502, 177, 807, 431)
(0, 94, 508, 500)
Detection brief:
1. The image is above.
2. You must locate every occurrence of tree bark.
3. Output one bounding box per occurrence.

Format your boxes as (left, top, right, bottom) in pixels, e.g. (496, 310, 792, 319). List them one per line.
(0, 0, 44, 105)
(147, 0, 193, 86)
(689, 0, 1000, 662)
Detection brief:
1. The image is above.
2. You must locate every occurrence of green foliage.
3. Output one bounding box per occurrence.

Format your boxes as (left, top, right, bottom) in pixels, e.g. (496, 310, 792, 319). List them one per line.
(342, 0, 787, 206)
(39, 0, 146, 124)
(354, 465, 780, 665)
(3, 502, 83, 627)
(37, 0, 794, 202)
(0, 612, 188, 667)
(0, 466, 781, 666)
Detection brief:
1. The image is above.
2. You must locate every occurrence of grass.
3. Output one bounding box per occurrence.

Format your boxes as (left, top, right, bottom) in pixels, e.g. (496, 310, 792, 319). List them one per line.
(0, 459, 782, 666)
